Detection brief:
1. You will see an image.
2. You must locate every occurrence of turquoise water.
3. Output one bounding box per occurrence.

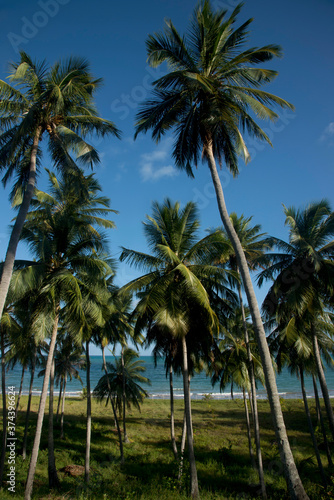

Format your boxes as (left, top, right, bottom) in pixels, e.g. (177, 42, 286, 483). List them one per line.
(4, 355, 334, 400)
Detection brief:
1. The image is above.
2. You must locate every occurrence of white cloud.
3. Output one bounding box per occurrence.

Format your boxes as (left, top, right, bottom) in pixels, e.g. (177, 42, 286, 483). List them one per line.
(140, 162, 178, 181)
(139, 138, 179, 182)
(319, 122, 334, 144)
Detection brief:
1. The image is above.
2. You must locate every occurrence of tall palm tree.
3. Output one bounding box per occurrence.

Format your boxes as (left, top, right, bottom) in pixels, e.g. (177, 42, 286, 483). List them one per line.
(40, 332, 85, 439)
(0, 52, 120, 323)
(134, 3, 306, 497)
(209, 305, 265, 471)
(120, 199, 230, 498)
(17, 168, 116, 499)
(0, 286, 21, 484)
(212, 213, 271, 498)
(268, 317, 328, 486)
(258, 200, 334, 442)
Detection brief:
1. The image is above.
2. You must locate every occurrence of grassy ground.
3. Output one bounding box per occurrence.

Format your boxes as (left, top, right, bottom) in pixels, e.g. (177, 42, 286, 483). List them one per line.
(0, 395, 333, 499)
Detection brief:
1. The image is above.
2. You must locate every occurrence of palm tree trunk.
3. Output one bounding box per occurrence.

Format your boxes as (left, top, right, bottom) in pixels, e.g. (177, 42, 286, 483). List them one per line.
(0, 129, 41, 322)
(237, 278, 266, 498)
(25, 310, 59, 500)
(15, 365, 26, 419)
(206, 142, 308, 500)
(85, 340, 91, 483)
(102, 347, 124, 464)
(170, 363, 178, 460)
(48, 358, 59, 489)
(181, 335, 199, 499)
(178, 410, 187, 484)
(312, 325, 334, 441)
(0, 329, 7, 485)
(313, 374, 333, 468)
(56, 379, 63, 423)
(121, 346, 129, 443)
(243, 388, 256, 470)
(23, 347, 36, 461)
(300, 367, 327, 486)
(60, 374, 67, 440)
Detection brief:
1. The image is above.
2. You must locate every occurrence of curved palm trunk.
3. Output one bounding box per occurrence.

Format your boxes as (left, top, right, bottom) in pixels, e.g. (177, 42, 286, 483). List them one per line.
(23, 347, 37, 460)
(170, 363, 178, 460)
(300, 367, 327, 486)
(181, 335, 199, 499)
(206, 144, 308, 500)
(0, 330, 7, 485)
(56, 379, 63, 423)
(102, 347, 124, 464)
(0, 129, 41, 322)
(121, 347, 129, 444)
(243, 388, 256, 470)
(238, 279, 266, 498)
(60, 374, 67, 440)
(25, 310, 59, 500)
(312, 326, 334, 441)
(313, 375, 333, 468)
(178, 410, 187, 484)
(15, 365, 26, 419)
(85, 341, 91, 483)
(48, 358, 59, 489)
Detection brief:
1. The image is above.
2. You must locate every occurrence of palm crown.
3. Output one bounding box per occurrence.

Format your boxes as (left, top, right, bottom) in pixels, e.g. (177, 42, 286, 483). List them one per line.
(135, 1, 294, 176)
(0, 52, 120, 191)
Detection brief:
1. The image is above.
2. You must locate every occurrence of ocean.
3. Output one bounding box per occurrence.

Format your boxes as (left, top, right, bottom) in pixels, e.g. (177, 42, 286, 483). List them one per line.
(3, 356, 334, 401)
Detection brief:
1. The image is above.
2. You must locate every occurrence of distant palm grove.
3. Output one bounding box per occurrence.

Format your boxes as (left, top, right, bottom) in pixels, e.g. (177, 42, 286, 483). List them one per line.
(0, 2, 333, 500)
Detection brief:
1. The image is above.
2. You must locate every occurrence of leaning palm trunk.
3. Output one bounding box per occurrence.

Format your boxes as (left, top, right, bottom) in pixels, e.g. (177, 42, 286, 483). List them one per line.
(23, 347, 36, 460)
(48, 358, 59, 489)
(121, 346, 129, 443)
(0, 130, 41, 322)
(300, 367, 327, 486)
(15, 365, 26, 419)
(206, 142, 308, 500)
(85, 341, 91, 483)
(181, 335, 199, 499)
(178, 411, 187, 484)
(243, 388, 256, 470)
(25, 310, 59, 500)
(60, 374, 67, 440)
(313, 375, 333, 468)
(237, 279, 266, 498)
(312, 325, 334, 441)
(0, 330, 7, 485)
(102, 347, 124, 464)
(170, 363, 178, 460)
(56, 379, 63, 423)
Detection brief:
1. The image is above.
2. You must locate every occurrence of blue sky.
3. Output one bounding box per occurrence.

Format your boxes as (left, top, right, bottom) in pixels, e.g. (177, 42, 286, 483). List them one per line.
(0, 0, 333, 354)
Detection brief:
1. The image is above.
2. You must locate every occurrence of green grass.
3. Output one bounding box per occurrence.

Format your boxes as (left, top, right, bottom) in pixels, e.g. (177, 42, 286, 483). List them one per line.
(0, 396, 333, 499)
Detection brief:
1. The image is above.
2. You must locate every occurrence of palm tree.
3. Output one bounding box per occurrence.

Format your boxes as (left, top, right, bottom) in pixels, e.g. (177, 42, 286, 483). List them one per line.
(209, 305, 265, 471)
(258, 201, 334, 442)
(39, 332, 85, 439)
(268, 313, 332, 485)
(0, 287, 21, 485)
(120, 199, 230, 498)
(0, 51, 120, 323)
(134, 3, 306, 497)
(145, 326, 181, 460)
(94, 347, 150, 418)
(212, 213, 271, 498)
(17, 168, 116, 499)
